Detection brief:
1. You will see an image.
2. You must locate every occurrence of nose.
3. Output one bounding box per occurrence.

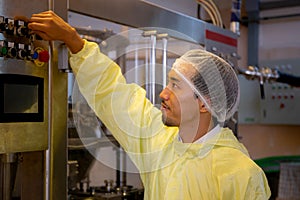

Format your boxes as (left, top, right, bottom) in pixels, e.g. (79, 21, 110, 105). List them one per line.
(159, 87, 170, 101)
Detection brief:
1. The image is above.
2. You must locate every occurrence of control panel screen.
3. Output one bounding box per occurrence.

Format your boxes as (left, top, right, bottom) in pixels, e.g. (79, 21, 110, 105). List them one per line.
(4, 84, 38, 113)
(0, 74, 44, 122)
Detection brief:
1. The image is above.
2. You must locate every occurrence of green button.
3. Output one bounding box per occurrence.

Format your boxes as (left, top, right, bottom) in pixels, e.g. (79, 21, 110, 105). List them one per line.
(1, 47, 7, 55)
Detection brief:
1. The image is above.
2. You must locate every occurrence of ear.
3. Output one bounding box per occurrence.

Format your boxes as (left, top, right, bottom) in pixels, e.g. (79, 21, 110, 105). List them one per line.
(198, 100, 209, 113)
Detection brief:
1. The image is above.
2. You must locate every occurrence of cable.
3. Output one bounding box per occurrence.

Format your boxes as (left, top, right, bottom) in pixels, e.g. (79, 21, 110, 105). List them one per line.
(195, 0, 218, 26)
(207, 0, 223, 27)
(195, 0, 223, 28)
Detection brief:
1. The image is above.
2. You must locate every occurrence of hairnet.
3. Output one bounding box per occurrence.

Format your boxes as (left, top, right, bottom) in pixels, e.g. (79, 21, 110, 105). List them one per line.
(172, 49, 240, 124)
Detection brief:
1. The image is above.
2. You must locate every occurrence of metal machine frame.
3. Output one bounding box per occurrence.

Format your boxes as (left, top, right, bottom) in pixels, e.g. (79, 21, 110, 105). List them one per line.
(0, 0, 68, 199)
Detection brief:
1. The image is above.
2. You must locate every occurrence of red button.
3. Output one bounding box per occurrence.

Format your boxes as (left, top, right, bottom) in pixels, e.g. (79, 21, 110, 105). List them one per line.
(38, 50, 49, 62)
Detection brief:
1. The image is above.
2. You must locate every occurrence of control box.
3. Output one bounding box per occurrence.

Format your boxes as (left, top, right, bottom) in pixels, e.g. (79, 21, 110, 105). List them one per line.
(238, 58, 300, 125)
(259, 58, 300, 125)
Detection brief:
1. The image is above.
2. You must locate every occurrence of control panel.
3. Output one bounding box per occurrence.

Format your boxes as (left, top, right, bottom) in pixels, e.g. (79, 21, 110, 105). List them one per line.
(238, 58, 300, 125)
(0, 14, 50, 153)
(0, 16, 49, 66)
(259, 58, 300, 125)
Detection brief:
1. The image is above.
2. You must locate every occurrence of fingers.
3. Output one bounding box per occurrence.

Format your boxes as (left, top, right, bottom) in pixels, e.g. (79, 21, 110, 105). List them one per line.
(31, 10, 55, 18)
(14, 15, 29, 22)
(31, 30, 51, 41)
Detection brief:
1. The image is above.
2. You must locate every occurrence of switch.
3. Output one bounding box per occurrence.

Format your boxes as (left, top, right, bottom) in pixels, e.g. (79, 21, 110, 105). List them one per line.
(27, 45, 38, 60)
(5, 18, 15, 35)
(0, 16, 6, 32)
(15, 20, 28, 37)
(17, 43, 27, 60)
(7, 41, 17, 58)
(38, 50, 50, 62)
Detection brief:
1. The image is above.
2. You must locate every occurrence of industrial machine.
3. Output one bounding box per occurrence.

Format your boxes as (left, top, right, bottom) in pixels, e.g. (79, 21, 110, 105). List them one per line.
(0, 0, 68, 199)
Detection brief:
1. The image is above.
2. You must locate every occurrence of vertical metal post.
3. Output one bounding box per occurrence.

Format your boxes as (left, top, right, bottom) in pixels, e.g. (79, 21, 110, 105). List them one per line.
(142, 30, 157, 104)
(150, 34, 157, 104)
(246, 0, 265, 99)
(47, 0, 68, 199)
(157, 33, 168, 89)
(245, 0, 259, 67)
(1, 153, 17, 200)
(134, 47, 139, 84)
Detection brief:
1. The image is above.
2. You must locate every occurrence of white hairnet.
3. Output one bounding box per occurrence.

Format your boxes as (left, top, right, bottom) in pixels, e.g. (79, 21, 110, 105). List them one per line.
(172, 49, 240, 124)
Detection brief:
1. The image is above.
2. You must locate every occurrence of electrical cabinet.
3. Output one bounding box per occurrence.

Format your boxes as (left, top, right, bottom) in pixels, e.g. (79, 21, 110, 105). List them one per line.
(238, 58, 300, 125)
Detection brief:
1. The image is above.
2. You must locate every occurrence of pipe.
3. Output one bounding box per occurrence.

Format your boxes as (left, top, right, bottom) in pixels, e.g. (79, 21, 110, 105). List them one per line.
(157, 33, 168, 89)
(1, 153, 17, 200)
(142, 30, 157, 104)
(230, 0, 241, 36)
(149, 33, 157, 105)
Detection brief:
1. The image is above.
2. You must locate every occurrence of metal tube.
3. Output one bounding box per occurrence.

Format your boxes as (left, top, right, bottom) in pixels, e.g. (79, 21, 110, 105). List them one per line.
(45, 40, 53, 200)
(162, 37, 167, 88)
(134, 47, 139, 84)
(143, 30, 157, 104)
(150, 34, 156, 104)
(145, 47, 149, 98)
(157, 33, 168, 89)
(119, 147, 126, 187)
(230, 0, 242, 36)
(2, 153, 17, 200)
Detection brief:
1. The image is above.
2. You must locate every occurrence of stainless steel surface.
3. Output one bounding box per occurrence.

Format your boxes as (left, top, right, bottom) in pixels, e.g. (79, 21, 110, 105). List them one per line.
(68, 0, 238, 67)
(68, 0, 207, 44)
(0, 0, 49, 154)
(0, 0, 48, 18)
(0, 0, 68, 199)
(48, 3, 69, 199)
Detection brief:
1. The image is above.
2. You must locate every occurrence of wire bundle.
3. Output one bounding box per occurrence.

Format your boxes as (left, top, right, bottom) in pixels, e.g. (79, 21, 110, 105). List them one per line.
(195, 0, 223, 28)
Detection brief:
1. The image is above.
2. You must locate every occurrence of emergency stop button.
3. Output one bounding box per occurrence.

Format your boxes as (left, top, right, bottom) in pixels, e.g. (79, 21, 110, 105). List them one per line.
(33, 47, 49, 67)
(38, 49, 49, 62)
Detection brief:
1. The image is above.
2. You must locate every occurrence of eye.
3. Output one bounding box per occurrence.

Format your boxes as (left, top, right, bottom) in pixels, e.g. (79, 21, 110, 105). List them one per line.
(171, 82, 178, 88)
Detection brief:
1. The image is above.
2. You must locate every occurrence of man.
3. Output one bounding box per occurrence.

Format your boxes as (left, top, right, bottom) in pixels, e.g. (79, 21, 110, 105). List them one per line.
(29, 11, 271, 199)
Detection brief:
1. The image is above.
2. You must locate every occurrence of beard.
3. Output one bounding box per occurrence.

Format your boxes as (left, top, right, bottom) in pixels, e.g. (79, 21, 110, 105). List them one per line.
(161, 111, 179, 127)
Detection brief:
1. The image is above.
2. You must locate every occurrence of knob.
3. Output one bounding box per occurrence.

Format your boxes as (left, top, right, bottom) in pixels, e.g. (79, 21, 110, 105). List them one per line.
(0, 16, 6, 32)
(5, 18, 15, 35)
(7, 47, 17, 58)
(17, 43, 27, 60)
(16, 20, 28, 37)
(7, 42, 17, 58)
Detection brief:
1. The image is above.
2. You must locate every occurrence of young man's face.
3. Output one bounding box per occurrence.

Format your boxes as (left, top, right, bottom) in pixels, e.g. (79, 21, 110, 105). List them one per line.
(159, 66, 200, 127)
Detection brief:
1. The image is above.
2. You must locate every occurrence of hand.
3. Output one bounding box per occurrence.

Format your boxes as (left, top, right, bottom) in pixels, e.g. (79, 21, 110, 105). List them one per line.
(28, 10, 84, 53)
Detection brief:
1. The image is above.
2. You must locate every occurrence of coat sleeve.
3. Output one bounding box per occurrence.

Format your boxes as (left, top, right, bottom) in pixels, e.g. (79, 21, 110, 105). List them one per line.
(69, 40, 178, 171)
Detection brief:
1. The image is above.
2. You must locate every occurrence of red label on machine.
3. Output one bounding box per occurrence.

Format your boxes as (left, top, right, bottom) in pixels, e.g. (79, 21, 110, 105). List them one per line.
(206, 30, 237, 47)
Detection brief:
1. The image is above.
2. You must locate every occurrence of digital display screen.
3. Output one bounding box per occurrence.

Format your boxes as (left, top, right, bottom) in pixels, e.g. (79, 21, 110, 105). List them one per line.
(0, 74, 44, 122)
(4, 84, 39, 113)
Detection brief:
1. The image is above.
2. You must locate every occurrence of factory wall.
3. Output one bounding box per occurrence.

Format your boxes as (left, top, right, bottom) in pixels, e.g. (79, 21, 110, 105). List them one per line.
(238, 17, 300, 159)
